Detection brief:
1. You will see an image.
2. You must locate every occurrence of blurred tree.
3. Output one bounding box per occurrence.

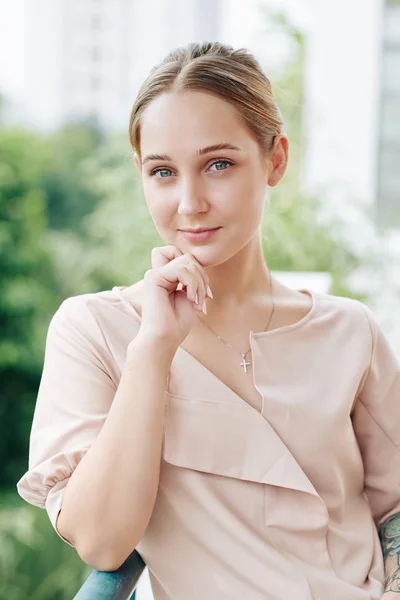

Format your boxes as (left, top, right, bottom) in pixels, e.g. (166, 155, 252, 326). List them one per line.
(0, 121, 114, 596)
(0, 127, 63, 488)
(42, 118, 105, 232)
(1, 119, 112, 489)
(0, 490, 88, 600)
(44, 134, 161, 298)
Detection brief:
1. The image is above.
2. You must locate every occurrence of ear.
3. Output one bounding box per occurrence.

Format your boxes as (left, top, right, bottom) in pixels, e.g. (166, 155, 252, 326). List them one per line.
(267, 135, 289, 187)
(133, 152, 142, 175)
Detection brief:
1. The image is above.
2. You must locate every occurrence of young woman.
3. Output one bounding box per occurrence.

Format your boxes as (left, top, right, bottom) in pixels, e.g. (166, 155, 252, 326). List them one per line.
(17, 42, 400, 600)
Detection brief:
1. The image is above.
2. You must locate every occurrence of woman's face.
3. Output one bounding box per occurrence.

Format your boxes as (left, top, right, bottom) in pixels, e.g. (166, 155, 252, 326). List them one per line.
(135, 90, 287, 267)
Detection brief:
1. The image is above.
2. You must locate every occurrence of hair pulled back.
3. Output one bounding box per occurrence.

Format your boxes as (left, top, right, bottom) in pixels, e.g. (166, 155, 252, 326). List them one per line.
(129, 41, 284, 161)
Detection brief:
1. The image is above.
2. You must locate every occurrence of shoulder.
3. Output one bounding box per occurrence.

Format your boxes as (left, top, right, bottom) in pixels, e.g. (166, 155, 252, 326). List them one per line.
(313, 289, 376, 338)
(48, 283, 143, 349)
(53, 282, 142, 323)
(49, 290, 109, 334)
(315, 289, 370, 314)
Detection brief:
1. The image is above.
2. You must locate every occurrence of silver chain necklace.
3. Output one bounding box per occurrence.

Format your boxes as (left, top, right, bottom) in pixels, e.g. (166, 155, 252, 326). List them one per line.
(197, 271, 275, 374)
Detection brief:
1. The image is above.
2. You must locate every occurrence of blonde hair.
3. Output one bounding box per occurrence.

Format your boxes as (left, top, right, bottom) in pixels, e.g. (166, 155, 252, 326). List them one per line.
(129, 41, 284, 162)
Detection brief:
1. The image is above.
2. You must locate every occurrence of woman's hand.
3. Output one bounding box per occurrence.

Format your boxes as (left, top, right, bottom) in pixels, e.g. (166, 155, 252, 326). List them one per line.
(138, 245, 212, 351)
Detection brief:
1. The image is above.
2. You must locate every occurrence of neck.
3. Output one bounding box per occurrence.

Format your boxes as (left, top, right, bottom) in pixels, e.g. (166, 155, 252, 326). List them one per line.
(204, 232, 272, 312)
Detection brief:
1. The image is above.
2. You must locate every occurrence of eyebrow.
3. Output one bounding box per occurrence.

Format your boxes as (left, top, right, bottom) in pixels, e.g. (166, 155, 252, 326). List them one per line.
(141, 143, 242, 165)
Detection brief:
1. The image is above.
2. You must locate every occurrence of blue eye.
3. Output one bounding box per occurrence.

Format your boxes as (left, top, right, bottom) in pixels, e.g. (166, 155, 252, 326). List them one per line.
(149, 159, 234, 179)
(209, 160, 233, 172)
(150, 167, 172, 178)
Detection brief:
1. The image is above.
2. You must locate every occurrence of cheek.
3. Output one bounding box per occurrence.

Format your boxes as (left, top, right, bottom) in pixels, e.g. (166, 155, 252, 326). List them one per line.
(145, 190, 174, 225)
(231, 166, 263, 197)
(220, 175, 264, 217)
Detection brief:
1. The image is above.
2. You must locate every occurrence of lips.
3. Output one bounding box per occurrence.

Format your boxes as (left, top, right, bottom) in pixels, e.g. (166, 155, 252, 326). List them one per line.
(179, 227, 222, 242)
(179, 227, 219, 233)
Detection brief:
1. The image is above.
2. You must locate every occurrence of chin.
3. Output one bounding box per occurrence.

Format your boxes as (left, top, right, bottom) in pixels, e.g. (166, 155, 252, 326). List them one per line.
(164, 230, 242, 267)
(182, 244, 235, 268)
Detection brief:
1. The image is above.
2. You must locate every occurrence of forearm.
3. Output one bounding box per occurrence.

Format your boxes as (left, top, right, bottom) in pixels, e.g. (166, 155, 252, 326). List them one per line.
(57, 331, 176, 571)
(378, 511, 400, 595)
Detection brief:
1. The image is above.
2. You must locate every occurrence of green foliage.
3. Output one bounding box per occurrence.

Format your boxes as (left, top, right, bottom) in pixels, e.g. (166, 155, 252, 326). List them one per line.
(0, 128, 61, 489)
(45, 135, 162, 298)
(42, 119, 105, 232)
(0, 492, 89, 600)
(0, 128, 59, 369)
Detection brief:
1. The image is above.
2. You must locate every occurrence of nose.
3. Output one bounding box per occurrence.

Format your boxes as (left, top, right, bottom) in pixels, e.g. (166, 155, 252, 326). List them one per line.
(177, 177, 209, 216)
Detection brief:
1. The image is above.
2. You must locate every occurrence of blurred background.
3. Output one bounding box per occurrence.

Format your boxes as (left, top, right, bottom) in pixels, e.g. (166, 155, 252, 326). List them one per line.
(1, 0, 399, 598)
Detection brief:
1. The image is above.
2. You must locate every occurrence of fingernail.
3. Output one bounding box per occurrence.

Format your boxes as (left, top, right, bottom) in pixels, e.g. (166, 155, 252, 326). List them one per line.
(206, 285, 213, 299)
(195, 291, 199, 305)
(202, 300, 207, 314)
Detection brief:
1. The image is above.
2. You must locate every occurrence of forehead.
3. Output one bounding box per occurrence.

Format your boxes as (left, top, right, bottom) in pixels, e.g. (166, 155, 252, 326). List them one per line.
(139, 90, 257, 155)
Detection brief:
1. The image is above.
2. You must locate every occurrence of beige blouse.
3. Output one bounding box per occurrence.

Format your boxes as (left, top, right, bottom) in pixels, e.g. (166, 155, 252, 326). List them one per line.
(16, 284, 400, 599)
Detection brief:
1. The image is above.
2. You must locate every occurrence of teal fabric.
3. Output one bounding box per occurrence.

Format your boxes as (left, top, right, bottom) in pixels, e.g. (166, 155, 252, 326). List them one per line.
(73, 549, 146, 599)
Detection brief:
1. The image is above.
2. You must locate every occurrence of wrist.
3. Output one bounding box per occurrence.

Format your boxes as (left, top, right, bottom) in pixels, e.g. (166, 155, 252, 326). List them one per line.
(128, 328, 178, 364)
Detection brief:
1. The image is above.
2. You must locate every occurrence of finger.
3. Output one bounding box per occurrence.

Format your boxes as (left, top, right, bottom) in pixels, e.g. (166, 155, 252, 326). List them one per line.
(151, 246, 184, 269)
(173, 265, 200, 305)
(190, 262, 210, 301)
(184, 263, 207, 306)
(154, 262, 197, 299)
(162, 251, 209, 294)
(179, 253, 210, 296)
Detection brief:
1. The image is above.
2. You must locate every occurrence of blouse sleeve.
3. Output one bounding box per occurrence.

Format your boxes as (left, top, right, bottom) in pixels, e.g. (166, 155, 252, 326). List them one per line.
(16, 296, 118, 547)
(352, 301, 400, 528)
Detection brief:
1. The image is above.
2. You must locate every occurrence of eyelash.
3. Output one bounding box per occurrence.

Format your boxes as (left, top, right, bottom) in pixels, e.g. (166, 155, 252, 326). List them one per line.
(149, 159, 234, 179)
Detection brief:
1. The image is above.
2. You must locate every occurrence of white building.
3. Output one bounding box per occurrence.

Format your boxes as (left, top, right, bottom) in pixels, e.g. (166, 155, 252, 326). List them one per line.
(0, 0, 222, 131)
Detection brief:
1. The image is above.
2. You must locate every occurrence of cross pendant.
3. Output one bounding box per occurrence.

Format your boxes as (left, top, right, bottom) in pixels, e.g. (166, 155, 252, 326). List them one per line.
(240, 353, 251, 374)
